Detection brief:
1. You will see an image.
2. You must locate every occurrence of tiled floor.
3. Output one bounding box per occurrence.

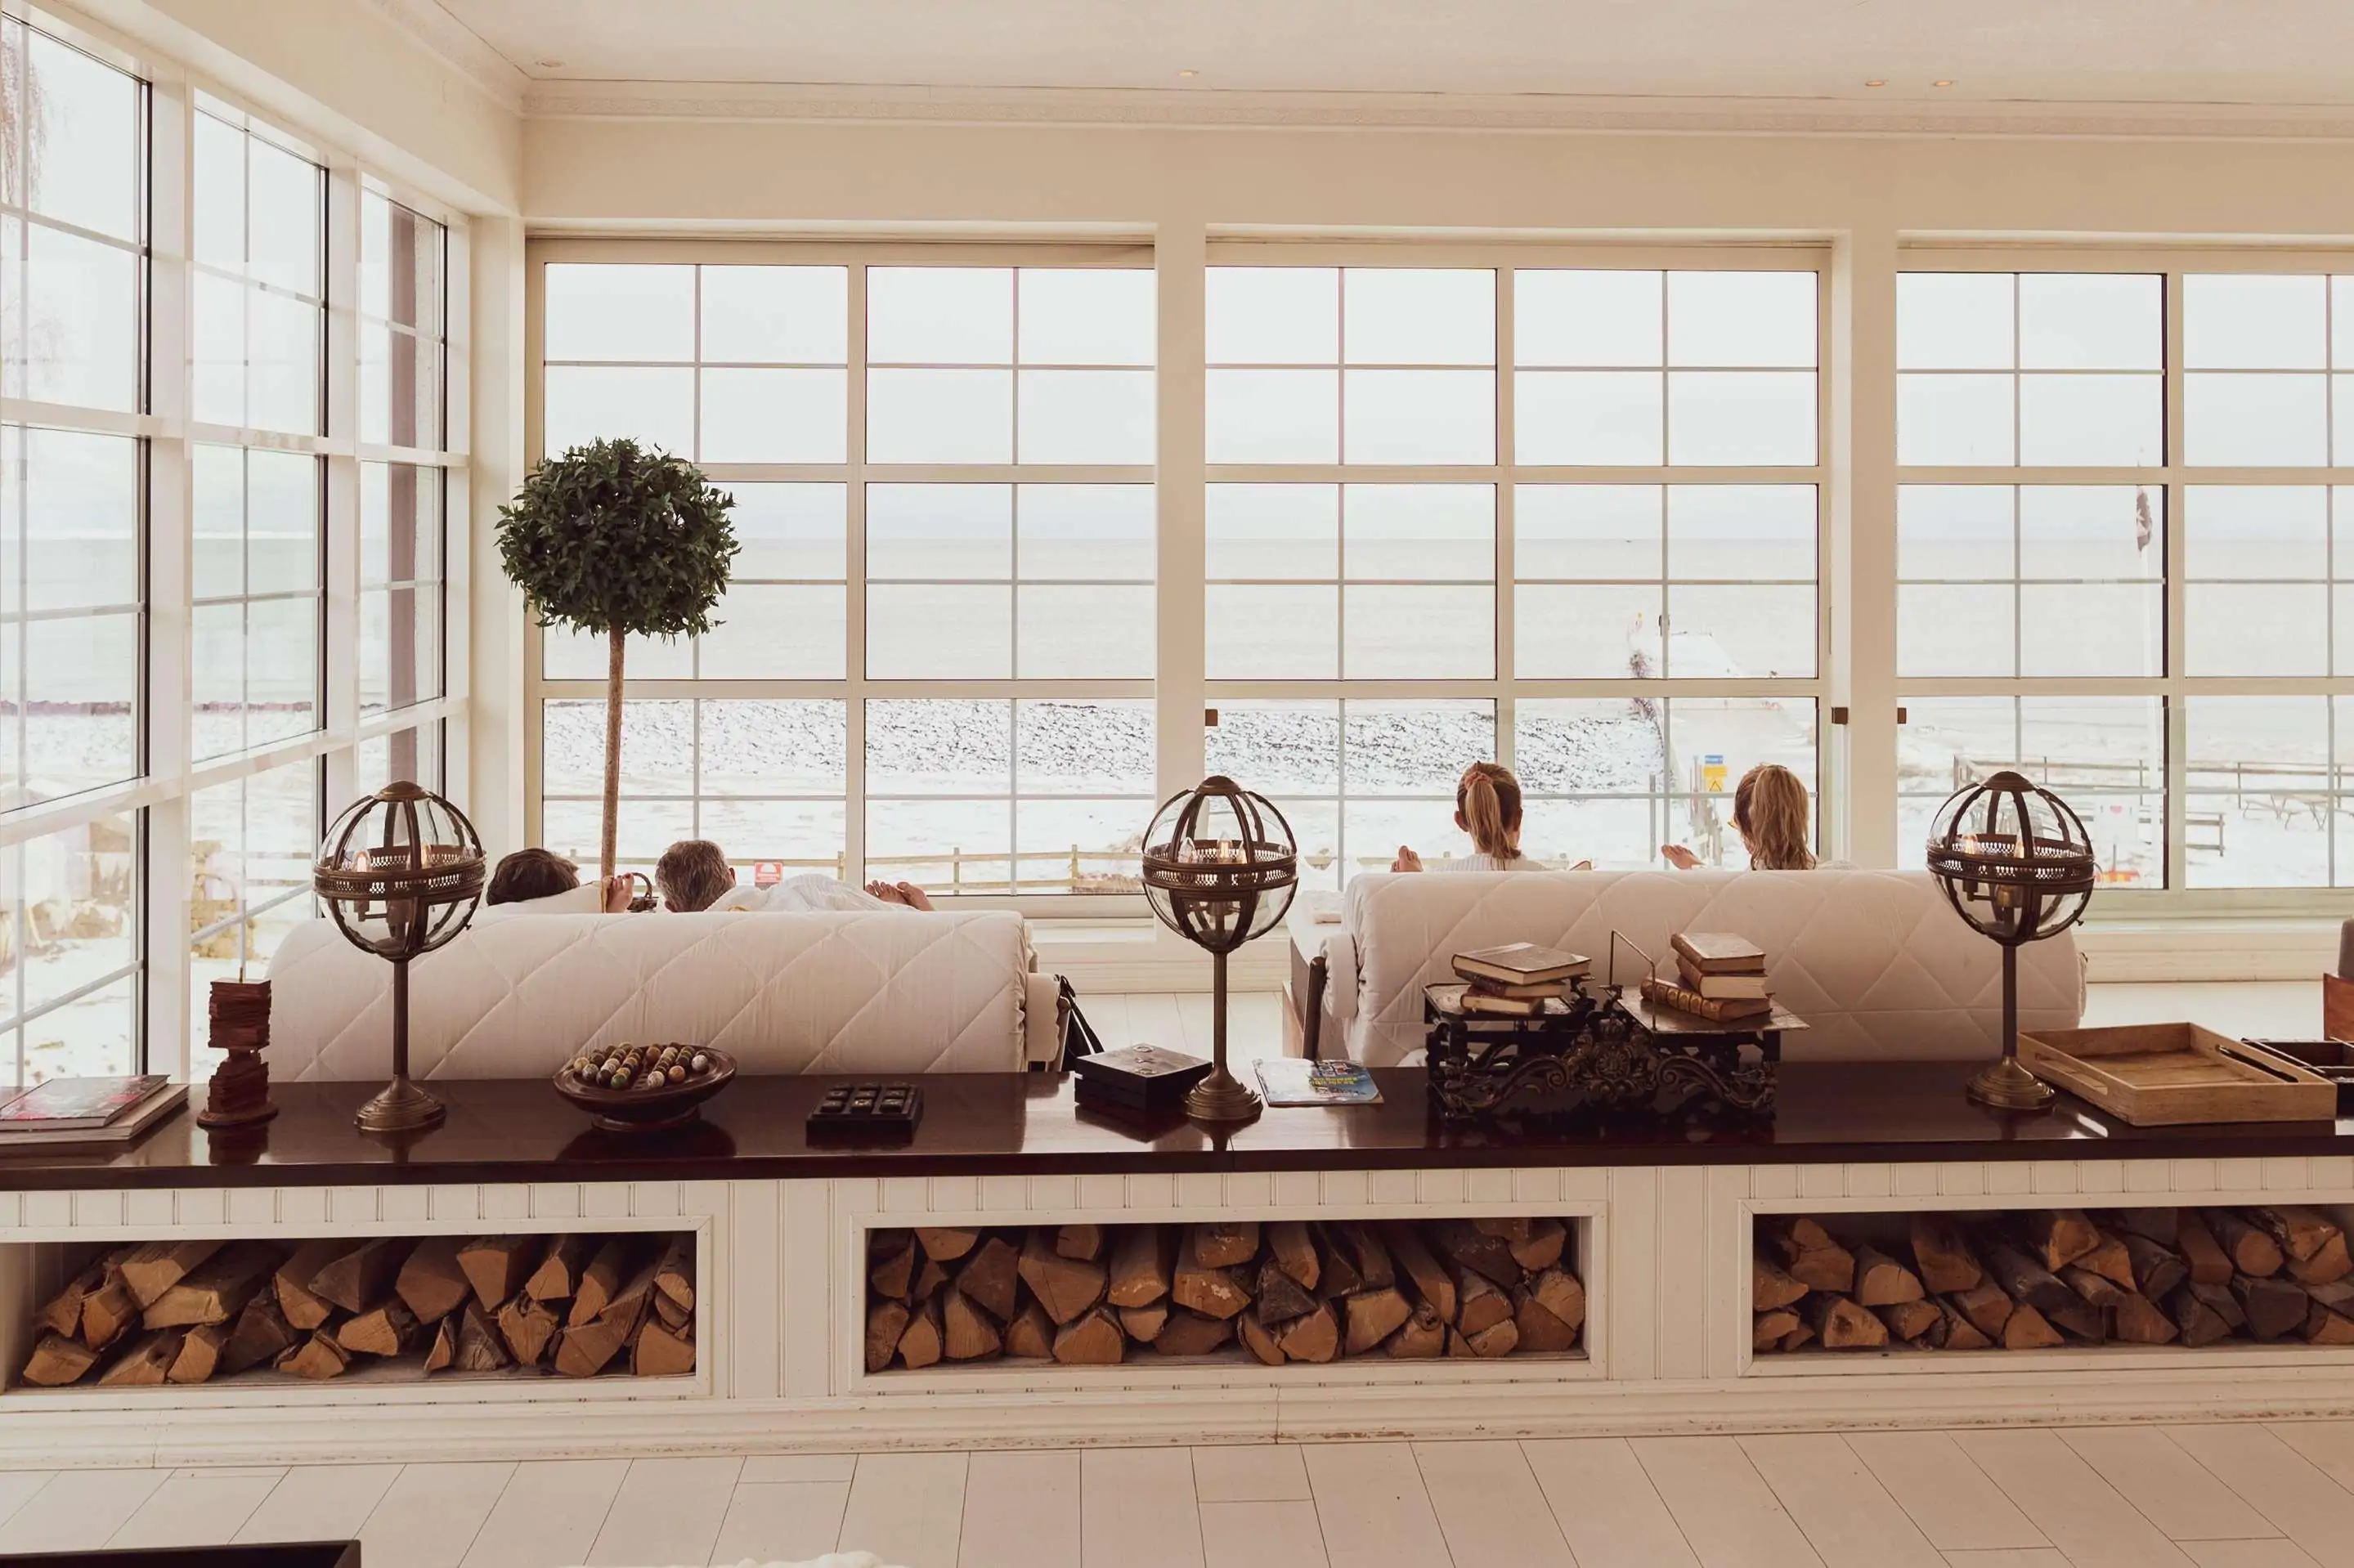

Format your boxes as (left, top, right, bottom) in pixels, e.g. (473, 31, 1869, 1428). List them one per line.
(11, 1426, 2354, 1566)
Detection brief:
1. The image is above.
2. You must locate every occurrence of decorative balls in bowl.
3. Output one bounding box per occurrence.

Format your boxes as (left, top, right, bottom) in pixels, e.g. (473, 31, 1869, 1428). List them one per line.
(553, 1042, 736, 1132)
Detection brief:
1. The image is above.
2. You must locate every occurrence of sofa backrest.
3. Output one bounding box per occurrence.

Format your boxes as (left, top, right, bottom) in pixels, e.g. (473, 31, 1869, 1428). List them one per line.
(1342, 868, 2085, 1068)
(267, 908, 1035, 1079)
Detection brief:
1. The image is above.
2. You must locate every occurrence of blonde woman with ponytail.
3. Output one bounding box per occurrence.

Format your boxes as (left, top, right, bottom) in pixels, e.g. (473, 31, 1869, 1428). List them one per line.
(1395, 762, 1581, 873)
(1663, 763, 1820, 871)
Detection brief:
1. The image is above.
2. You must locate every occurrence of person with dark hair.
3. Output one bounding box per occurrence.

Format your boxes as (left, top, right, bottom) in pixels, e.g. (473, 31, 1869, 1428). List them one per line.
(654, 838, 938, 913)
(485, 848, 633, 911)
(1393, 762, 1583, 873)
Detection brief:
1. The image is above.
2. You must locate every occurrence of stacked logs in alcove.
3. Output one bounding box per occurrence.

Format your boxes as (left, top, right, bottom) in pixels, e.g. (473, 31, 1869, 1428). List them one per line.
(1754, 1206, 2354, 1354)
(864, 1218, 1585, 1370)
(19, 1233, 697, 1388)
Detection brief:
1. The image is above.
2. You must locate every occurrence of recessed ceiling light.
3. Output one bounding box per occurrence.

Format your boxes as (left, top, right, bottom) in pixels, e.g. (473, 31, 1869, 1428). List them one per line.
(1932, 78, 1955, 87)
(1864, 79, 1886, 88)
(1177, 68, 1198, 78)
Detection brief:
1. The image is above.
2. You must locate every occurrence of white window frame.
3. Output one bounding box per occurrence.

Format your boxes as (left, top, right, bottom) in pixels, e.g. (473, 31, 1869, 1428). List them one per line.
(1896, 244, 2354, 914)
(523, 238, 1157, 917)
(1201, 240, 1832, 879)
(0, 0, 471, 1083)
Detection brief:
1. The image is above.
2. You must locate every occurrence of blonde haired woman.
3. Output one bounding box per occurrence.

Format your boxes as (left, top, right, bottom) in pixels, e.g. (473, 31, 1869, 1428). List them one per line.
(1394, 762, 1584, 872)
(1663, 762, 1818, 871)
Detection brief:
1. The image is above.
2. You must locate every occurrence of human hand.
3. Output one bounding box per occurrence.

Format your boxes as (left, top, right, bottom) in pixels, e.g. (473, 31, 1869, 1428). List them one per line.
(1392, 846, 1424, 873)
(1661, 844, 1702, 870)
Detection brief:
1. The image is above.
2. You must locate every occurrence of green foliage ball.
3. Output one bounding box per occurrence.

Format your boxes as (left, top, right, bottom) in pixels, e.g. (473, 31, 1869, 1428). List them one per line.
(496, 437, 738, 640)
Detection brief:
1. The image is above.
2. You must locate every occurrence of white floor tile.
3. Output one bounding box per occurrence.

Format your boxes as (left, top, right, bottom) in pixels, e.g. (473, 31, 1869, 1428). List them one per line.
(1414, 1439, 1575, 1567)
(1199, 1500, 1330, 1568)
(1083, 1446, 1204, 1568)
(738, 1454, 859, 1485)
(1742, 1434, 1944, 1568)
(2183, 1543, 2329, 1567)
(1193, 1445, 1310, 1503)
(235, 1464, 405, 1544)
(0, 1472, 55, 1533)
(1521, 1438, 1701, 1568)
(1846, 1433, 2045, 1552)
(2267, 1422, 2354, 1497)
(2165, 1424, 2354, 1568)
(0, 1469, 168, 1552)
(960, 1450, 1079, 1568)
(357, 1462, 515, 1568)
(1952, 1431, 2195, 1568)
(841, 1452, 968, 1568)
(1300, 1441, 1451, 1568)
(2061, 1428, 2281, 1543)
(584, 1457, 742, 1567)
(711, 1482, 851, 1566)
(110, 1471, 283, 1549)
(460, 1459, 630, 1568)
(1630, 1436, 1826, 1568)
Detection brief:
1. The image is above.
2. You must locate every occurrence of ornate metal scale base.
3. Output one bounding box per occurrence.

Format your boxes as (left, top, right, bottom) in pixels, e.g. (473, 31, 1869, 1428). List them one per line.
(1423, 981, 1784, 1127)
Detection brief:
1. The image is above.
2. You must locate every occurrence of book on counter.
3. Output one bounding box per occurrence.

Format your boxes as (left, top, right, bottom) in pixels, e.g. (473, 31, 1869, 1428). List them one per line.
(1639, 977, 1773, 1023)
(1254, 1057, 1382, 1106)
(0, 1075, 185, 1149)
(1452, 943, 1589, 988)
(1675, 960, 1770, 1001)
(1669, 932, 1767, 976)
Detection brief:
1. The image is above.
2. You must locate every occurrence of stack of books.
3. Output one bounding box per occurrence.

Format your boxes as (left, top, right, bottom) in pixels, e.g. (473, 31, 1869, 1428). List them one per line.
(0, 1075, 185, 1150)
(1643, 932, 1773, 1023)
(1451, 942, 1590, 1017)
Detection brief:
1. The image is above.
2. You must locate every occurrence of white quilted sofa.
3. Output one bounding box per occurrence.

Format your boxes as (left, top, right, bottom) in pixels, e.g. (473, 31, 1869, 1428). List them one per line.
(266, 908, 1059, 1080)
(1293, 869, 2086, 1068)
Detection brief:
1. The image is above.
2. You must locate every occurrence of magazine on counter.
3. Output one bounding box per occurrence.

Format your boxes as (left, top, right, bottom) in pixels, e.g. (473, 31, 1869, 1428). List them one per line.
(1255, 1058, 1383, 1106)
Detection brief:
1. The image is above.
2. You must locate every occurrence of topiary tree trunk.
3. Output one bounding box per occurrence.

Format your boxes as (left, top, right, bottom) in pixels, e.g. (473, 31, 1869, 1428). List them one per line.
(497, 439, 738, 880)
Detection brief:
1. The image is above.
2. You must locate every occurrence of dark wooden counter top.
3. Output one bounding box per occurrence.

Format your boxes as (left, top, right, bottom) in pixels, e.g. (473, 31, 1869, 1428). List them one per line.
(3, 1065, 2353, 1190)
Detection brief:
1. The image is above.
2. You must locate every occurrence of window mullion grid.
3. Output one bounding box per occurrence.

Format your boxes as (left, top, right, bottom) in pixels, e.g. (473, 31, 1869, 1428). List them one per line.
(1495, 265, 1516, 776)
(2164, 267, 2190, 890)
(844, 262, 870, 887)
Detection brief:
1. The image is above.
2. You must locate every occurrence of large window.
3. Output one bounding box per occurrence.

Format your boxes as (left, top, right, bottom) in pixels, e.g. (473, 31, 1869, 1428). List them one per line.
(533, 254, 1157, 895)
(1899, 264, 2354, 889)
(1202, 257, 1823, 881)
(0, 14, 469, 1088)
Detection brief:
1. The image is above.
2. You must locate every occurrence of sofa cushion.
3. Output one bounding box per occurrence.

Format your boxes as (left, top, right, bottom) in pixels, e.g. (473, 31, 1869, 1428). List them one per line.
(267, 908, 1033, 1079)
(1342, 868, 2084, 1068)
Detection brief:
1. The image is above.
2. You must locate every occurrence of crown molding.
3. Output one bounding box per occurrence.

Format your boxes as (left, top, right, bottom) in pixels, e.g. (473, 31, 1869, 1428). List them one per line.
(519, 78, 2354, 141)
(357, 0, 528, 113)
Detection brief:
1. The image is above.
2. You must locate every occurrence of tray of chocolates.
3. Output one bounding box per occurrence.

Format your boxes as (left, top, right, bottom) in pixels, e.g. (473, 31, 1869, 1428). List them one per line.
(552, 1042, 737, 1132)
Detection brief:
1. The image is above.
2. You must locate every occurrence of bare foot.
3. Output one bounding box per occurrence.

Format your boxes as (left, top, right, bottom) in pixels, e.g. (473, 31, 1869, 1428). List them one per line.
(864, 880, 910, 906)
(894, 882, 935, 912)
(1392, 845, 1425, 873)
(1660, 844, 1702, 870)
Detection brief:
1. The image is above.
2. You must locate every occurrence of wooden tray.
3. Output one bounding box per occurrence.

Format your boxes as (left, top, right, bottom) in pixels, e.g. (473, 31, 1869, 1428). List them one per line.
(2016, 1023, 2337, 1126)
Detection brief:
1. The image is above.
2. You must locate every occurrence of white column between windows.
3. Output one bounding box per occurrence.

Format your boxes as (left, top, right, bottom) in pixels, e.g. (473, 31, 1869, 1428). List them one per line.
(1155, 218, 1209, 803)
(1832, 226, 1901, 866)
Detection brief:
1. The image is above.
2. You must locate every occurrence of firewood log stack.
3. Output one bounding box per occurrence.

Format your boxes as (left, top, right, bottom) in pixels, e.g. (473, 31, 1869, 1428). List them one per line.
(863, 1216, 1583, 1370)
(1754, 1205, 2354, 1355)
(20, 1232, 696, 1388)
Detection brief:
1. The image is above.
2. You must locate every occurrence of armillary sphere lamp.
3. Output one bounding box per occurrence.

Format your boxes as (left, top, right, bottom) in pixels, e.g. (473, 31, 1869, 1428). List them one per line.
(1141, 777, 1298, 1122)
(1925, 769, 2097, 1113)
(313, 781, 486, 1133)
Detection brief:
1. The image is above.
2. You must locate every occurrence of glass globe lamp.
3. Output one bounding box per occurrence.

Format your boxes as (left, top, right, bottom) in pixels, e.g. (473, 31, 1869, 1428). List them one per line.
(1925, 770, 2097, 1112)
(313, 781, 486, 1132)
(1141, 777, 1298, 1122)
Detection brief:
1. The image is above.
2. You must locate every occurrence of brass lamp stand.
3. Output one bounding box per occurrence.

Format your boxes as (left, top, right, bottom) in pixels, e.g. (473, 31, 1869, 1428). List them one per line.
(1924, 769, 2098, 1113)
(1139, 777, 1299, 1124)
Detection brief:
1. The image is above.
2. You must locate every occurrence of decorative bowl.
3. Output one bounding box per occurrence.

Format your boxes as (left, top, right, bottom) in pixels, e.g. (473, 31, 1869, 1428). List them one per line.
(552, 1045, 737, 1132)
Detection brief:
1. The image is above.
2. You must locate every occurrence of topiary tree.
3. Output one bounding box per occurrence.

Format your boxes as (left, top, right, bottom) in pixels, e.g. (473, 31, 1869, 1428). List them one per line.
(497, 438, 738, 880)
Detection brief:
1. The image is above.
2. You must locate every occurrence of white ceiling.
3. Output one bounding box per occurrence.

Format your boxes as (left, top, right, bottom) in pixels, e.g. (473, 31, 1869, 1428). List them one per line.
(435, 0, 2354, 107)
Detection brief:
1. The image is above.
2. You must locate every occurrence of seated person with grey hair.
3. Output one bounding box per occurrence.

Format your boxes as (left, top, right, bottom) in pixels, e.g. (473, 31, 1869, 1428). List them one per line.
(653, 839, 938, 913)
